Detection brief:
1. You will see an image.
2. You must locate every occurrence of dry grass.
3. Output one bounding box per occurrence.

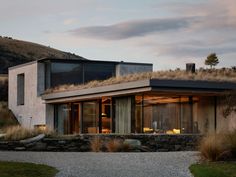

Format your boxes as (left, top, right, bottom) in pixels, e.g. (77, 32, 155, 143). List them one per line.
(3, 125, 54, 141)
(225, 130, 236, 158)
(90, 136, 103, 152)
(199, 131, 236, 162)
(3, 126, 39, 141)
(105, 139, 123, 152)
(45, 68, 236, 94)
(199, 134, 229, 161)
(0, 102, 18, 128)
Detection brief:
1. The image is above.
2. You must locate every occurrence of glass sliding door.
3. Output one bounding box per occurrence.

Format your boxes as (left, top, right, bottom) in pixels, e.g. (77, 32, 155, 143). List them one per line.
(71, 103, 80, 134)
(115, 97, 132, 134)
(101, 97, 112, 133)
(135, 96, 143, 133)
(55, 104, 72, 134)
(55, 103, 81, 134)
(82, 101, 99, 133)
(143, 96, 181, 134)
(180, 97, 193, 133)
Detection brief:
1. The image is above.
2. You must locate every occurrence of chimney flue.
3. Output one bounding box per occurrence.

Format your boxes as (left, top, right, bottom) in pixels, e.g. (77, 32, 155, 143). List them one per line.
(186, 63, 195, 73)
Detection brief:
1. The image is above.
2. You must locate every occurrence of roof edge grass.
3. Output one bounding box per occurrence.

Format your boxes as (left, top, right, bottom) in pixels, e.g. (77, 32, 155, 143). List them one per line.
(44, 69, 236, 95)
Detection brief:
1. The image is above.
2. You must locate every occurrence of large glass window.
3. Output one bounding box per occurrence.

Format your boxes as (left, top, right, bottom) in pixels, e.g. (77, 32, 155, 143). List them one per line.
(55, 104, 71, 134)
(55, 103, 80, 134)
(135, 95, 143, 133)
(142, 96, 181, 134)
(45, 61, 115, 89)
(82, 101, 99, 133)
(84, 63, 115, 83)
(51, 62, 83, 87)
(17, 73, 25, 105)
(101, 97, 112, 133)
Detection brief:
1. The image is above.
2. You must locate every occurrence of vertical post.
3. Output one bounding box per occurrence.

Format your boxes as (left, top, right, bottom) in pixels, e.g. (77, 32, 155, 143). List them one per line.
(98, 99, 102, 133)
(131, 96, 136, 133)
(112, 97, 116, 133)
(54, 105, 58, 133)
(214, 96, 217, 132)
(189, 96, 193, 133)
(141, 94, 144, 133)
(80, 102, 83, 133)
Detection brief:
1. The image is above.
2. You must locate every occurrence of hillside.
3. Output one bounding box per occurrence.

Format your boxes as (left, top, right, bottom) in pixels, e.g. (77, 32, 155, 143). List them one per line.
(0, 36, 86, 74)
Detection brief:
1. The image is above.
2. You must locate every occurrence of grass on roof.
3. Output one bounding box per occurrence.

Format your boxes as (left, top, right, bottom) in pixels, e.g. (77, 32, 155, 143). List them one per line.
(45, 68, 236, 94)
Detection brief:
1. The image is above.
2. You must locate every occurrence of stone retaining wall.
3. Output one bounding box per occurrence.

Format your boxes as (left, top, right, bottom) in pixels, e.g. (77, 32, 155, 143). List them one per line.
(0, 134, 202, 152)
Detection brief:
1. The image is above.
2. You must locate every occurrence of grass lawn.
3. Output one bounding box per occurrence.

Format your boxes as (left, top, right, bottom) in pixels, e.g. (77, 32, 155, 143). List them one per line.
(190, 162, 236, 177)
(0, 161, 58, 177)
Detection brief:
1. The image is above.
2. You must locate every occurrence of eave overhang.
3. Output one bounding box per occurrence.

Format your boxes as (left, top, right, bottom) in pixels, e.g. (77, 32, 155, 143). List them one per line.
(42, 79, 236, 104)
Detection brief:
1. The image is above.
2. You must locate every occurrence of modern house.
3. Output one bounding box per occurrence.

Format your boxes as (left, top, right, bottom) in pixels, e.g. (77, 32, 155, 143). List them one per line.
(8, 58, 236, 135)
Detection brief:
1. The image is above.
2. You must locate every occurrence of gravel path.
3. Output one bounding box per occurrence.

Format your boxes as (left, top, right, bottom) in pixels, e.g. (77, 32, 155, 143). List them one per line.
(0, 151, 198, 177)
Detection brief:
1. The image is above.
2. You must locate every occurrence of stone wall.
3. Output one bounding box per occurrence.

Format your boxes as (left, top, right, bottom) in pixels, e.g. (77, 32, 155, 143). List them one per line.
(0, 134, 202, 152)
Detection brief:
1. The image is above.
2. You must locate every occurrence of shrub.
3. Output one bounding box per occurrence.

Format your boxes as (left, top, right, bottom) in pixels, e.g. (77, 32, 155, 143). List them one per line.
(90, 136, 103, 152)
(3, 126, 39, 141)
(105, 139, 123, 152)
(226, 130, 236, 158)
(2, 125, 54, 141)
(199, 134, 230, 161)
(0, 102, 18, 128)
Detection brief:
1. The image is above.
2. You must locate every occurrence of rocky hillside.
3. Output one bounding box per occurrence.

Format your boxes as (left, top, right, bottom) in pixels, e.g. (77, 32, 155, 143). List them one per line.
(0, 36, 86, 74)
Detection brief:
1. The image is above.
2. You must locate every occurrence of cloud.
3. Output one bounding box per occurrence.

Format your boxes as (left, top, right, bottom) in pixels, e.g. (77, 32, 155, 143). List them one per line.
(63, 18, 77, 25)
(68, 17, 194, 40)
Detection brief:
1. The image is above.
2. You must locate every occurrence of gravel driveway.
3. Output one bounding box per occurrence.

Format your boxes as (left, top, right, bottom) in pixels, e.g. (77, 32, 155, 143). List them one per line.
(0, 151, 198, 177)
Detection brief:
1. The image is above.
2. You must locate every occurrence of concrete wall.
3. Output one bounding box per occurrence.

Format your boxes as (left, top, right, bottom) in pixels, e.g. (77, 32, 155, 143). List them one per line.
(116, 63, 153, 77)
(197, 96, 215, 134)
(216, 97, 236, 132)
(8, 62, 46, 128)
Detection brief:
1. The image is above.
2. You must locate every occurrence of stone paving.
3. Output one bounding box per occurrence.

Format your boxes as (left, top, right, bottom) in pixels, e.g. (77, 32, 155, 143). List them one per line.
(0, 151, 199, 177)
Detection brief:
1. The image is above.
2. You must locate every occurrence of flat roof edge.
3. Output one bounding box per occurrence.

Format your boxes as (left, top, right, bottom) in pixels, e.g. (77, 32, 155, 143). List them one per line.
(8, 60, 37, 70)
(150, 79, 236, 90)
(42, 78, 236, 101)
(42, 79, 151, 100)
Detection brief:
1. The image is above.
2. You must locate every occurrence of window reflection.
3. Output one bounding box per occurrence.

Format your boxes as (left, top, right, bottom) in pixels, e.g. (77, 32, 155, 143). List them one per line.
(101, 97, 112, 133)
(140, 95, 200, 134)
(51, 62, 83, 87)
(82, 101, 99, 133)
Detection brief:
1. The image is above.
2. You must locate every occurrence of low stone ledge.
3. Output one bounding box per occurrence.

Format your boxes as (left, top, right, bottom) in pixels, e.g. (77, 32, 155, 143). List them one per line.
(0, 134, 202, 152)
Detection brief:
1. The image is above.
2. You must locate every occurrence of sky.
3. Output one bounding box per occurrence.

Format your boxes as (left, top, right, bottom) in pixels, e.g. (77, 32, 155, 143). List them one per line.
(0, 0, 236, 70)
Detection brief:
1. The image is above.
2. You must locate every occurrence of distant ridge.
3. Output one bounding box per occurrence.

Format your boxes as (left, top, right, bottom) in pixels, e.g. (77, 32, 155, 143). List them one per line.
(0, 36, 87, 73)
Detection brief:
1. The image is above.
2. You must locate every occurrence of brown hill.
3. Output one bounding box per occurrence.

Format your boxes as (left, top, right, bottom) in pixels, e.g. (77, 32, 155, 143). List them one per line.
(0, 36, 86, 73)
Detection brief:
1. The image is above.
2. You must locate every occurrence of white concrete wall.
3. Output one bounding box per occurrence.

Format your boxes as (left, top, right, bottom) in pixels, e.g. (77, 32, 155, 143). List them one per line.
(116, 63, 153, 77)
(8, 62, 46, 128)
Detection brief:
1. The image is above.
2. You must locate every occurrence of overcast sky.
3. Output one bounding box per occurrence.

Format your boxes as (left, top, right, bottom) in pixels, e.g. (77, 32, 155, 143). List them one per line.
(0, 0, 236, 70)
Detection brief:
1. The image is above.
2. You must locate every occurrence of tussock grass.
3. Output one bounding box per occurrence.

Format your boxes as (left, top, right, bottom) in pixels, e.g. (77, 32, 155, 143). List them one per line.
(3, 125, 54, 141)
(3, 126, 38, 141)
(45, 68, 236, 94)
(90, 136, 103, 152)
(199, 131, 236, 161)
(105, 139, 123, 152)
(225, 130, 236, 158)
(199, 134, 229, 161)
(0, 102, 18, 128)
